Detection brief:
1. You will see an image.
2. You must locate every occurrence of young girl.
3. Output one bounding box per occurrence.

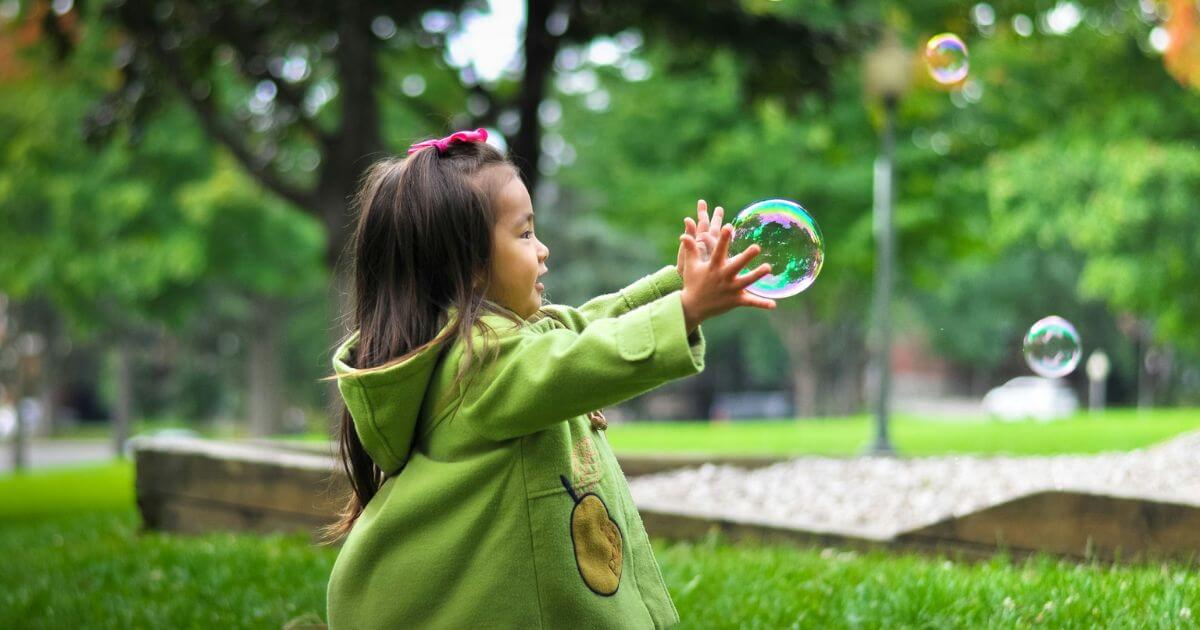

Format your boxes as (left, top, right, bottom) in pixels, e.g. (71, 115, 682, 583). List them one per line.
(323, 128, 775, 629)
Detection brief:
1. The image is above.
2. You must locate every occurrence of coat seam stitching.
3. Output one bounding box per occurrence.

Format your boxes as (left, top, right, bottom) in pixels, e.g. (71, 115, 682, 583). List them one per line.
(520, 437, 547, 630)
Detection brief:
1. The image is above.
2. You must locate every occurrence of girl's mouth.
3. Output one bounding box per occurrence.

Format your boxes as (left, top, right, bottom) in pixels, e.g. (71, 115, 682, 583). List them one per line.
(535, 282, 545, 292)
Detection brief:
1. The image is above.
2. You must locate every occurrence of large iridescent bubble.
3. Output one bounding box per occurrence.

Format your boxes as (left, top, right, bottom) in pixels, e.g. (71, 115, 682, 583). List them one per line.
(925, 33, 969, 85)
(1023, 316, 1082, 378)
(728, 198, 824, 299)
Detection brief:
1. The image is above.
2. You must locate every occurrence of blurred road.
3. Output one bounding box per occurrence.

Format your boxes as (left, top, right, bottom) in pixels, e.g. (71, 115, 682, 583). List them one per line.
(0, 440, 114, 473)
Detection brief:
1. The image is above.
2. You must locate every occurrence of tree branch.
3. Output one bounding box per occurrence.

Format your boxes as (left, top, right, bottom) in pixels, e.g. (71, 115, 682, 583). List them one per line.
(207, 10, 335, 149)
(151, 38, 318, 212)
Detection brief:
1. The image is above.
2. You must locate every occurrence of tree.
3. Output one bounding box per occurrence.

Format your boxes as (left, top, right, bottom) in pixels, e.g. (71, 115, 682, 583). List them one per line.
(0, 9, 326, 441)
(554, 46, 878, 415)
(65, 0, 864, 316)
(900, 0, 1200, 401)
(989, 140, 1200, 354)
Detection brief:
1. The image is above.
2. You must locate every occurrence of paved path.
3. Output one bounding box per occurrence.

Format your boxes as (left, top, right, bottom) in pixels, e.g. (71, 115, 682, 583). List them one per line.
(0, 439, 115, 473)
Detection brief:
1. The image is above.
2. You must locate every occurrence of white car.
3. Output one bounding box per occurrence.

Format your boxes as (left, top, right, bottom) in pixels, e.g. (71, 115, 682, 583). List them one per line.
(982, 376, 1079, 422)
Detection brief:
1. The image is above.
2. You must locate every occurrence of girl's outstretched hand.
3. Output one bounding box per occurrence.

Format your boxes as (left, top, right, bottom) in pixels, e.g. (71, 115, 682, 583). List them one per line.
(677, 223, 776, 334)
(676, 200, 724, 277)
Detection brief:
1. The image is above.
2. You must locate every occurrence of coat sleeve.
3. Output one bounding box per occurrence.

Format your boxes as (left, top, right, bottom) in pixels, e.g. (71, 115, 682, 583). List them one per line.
(458, 291, 704, 441)
(542, 265, 684, 333)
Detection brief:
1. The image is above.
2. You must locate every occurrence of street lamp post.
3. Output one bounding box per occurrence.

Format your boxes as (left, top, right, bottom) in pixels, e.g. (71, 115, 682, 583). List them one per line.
(864, 33, 913, 456)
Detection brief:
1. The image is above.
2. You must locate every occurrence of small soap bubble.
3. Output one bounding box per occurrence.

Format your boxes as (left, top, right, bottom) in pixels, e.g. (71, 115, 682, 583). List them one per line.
(1023, 316, 1082, 378)
(728, 198, 824, 299)
(925, 33, 969, 85)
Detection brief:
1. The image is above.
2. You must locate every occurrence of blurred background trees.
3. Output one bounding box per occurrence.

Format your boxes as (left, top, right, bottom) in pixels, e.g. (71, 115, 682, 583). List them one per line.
(1, 0, 1197, 448)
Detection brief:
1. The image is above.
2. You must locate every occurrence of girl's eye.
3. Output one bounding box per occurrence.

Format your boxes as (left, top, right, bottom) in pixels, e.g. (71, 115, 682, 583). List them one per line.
(522, 231, 533, 239)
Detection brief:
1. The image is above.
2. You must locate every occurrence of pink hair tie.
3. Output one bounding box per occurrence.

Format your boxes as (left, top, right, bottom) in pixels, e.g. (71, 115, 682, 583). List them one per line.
(407, 128, 489, 155)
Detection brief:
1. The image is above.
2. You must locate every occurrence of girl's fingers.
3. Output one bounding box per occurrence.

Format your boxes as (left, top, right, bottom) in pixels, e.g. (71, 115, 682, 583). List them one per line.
(728, 242, 762, 273)
(711, 206, 724, 233)
(736, 289, 777, 310)
(684, 217, 697, 238)
(712, 224, 733, 262)
(679, 234, 699, 259)
(697, 207, 710, 234)
(742, 295, 777, 310)
(735, 263, 773, 289)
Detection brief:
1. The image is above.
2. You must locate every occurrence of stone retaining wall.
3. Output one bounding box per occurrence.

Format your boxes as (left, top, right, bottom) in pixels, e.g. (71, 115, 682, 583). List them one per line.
(134, 437, 346, 541)
(132, 436, 1200, 563)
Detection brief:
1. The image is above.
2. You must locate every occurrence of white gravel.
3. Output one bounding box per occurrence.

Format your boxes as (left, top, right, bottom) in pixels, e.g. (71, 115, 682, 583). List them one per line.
(628, 431, 1200, 541)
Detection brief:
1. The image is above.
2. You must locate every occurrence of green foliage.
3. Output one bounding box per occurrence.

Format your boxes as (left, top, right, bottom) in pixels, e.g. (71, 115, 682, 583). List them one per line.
(5, 0, 1200, 419)
(0, 73, 327, 338)
(0, 13, 333, 417)
(0, 86, 212, 334)
(176, 158, 327, 298)
(560, 49, 876, 299)
(555, 47, 880, 404)
(877, 1, 1200, 392)
(990, 140, 1200, 352)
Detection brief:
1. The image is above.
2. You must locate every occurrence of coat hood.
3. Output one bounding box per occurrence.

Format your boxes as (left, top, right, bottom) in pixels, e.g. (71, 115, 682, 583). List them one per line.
(331, 329, 447, 475)
(331, 309, 524, 475)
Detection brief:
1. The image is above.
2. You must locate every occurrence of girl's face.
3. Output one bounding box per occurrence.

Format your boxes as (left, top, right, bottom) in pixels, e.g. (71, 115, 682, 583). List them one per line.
(485, 173, 549, 319)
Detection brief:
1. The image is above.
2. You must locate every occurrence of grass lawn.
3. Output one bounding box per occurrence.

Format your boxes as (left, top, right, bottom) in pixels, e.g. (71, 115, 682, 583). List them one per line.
(0, 461, 133, 520)
(283, 407, 1200, 457)
(100, 407, 1200, 458)
(2, 464, 1198, 627)
(603, 408, 1200, 456)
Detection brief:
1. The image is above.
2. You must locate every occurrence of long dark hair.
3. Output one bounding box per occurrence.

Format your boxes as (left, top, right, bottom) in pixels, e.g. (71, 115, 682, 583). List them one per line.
(319, 139, 526, 544)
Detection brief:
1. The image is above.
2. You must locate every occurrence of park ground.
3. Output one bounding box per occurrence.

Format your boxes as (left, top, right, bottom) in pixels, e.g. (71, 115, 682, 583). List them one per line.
(2, 409, 1199, 627)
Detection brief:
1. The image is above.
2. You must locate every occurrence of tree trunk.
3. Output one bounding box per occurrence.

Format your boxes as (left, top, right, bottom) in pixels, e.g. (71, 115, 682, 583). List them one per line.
(828, 318, 867, 416)
(775, 308, 818, 418)
(112, 345, 133, 458)
(321, 1, 382, 268)
(35, 363, 57, 438)
(832, 351, 865, 416)
(247, 296, 283, 437)
(511, 0, 559, 190)
(32, 311, 60, 438)
(11, 355, 29, 472)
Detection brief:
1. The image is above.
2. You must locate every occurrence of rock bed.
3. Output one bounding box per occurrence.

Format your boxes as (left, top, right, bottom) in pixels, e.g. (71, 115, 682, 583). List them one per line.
(627, 431, 1200, 540)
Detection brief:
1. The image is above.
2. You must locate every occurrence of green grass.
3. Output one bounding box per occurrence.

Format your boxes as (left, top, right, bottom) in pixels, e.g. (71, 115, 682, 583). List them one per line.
(1, 463, 1198, 627)
(0, 511, 335, 628)
(86, 407, 1200, 458)
(2, 510, 1197, 628)
(292, 407, 1200, 457)
(656, 534, 1198, 628)
(0, 461, 132, 520)
(603, 408, 1200, 456)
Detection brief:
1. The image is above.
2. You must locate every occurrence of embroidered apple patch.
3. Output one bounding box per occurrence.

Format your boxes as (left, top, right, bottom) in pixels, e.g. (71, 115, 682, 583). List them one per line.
(560, 475, 622, 595)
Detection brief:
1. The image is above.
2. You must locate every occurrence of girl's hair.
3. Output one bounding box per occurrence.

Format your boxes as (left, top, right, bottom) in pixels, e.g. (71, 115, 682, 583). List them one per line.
(319, 139, 532, 544)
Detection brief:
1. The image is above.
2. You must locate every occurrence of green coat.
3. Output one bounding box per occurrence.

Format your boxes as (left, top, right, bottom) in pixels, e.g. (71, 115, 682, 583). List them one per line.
(326, 266, 705, 629)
